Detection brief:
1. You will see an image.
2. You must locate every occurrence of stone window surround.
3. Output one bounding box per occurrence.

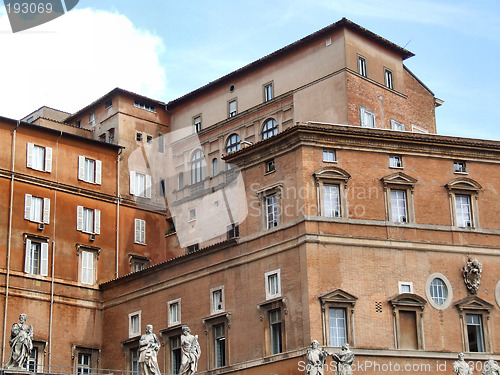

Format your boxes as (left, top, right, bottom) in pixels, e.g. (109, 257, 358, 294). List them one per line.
(425, 273, 453, 310)
(203, 312, 231, 369)
(381, 172, 417, 224)
(258, 297, 287, 357)
(456, 296, 493, 353)
(389, 293, 426, 350)
(313, 166, 351, 219)
(319, 289, 357, 347)
(445, 177, 481, 229)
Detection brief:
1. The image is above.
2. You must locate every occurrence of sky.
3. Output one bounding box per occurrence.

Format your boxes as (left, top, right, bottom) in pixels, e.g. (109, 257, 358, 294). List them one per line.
(0, 0, 499, 140)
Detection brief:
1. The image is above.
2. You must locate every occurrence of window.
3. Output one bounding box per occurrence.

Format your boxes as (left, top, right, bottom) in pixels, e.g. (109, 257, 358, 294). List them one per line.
(105, 100, 112, 109)
(466, 314, 485, 352)
(168, 299, 181, 326)
(264, 82, 273, 101)
(170, 336, 182, 374)
(26, 116, 34, 123)
(262, 119, 278, 140)
(189, 209, 196, 221)
(329, 308, 347, 347)
(454, 161, 467, 173)
(389, 293, 426, 350)
(77, 206, 101, 234)
(323, 184, 341, 218)
(391, 190, 408, 223)
(214, 324, 226, 367)
(158, 133, 165, 153)
(108, 129, 115, 144)
(191, 149, 206, 184)
(269, 309, 282, 354)
(390, 155, 403, 168)
(265, 194, 279, 229)
(358, 55, 367, 77)
(24, 238, 48, 276)
(187, 244, 199, 253)
(385, 68, 393, 89)
(24, 194, 50, 224)
(160, 178, 166, 197)
(89, 112, 95, 126)
(225, 134, 241, 153)
(398, 282, 413, 294)
(130, 348, 139, 375)
(360, 107, 375, 128)
(146, 135, 153, 144)
(78, 156, 102, 185)
(323, 150, 336, 162)
(130, 255, 150, 273)
(446, 177, 481, 228)
(76, 246, 99, 285)
(265, 269, 281, 300)
(178, 172, 184, 190)
(134, 219, 146, 245)
(194, 115, 202, 133)
(228, 99, 237, 117)
(265, 159, 275, 173)
(26, 346, 38, 372)
(99, 134, 106, 142)
(382, 172, 417, 224)
(129, 311, 141, 338)
(129, 171, 152, 198)
(76, 120, 81, 128)
(391, 119, 405, 131)
(136, 132, 143, 142)
(210, 286, 225, 315)
(425, 273, 453, 310)
(134, 100, 155, 112)
(26, 143, 52, 172)
(212, 158, 219, 176)
(77, 353, 91, 375)
(227, 223, 239, 239)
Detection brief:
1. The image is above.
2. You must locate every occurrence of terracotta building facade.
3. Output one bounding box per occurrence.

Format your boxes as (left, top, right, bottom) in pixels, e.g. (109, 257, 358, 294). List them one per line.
(1, 17, 499, 375)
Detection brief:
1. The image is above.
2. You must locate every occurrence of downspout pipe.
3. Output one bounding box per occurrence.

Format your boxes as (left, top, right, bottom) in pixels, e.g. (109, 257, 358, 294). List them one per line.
(115, 148, 123, 279)
(2, 120, 20, 364)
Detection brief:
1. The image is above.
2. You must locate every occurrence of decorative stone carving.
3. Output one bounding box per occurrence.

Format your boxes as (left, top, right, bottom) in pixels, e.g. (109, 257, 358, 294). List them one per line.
(305, 340, 328, 375)
(138, 324, 161, 375)
(482, 358, 500, 375)
(179, 326, 201, 375)
(453, 353, 473, 375)
(463, 258, 482, 294)
(5, 313, 33, 370)
(331, 344, 354, 375)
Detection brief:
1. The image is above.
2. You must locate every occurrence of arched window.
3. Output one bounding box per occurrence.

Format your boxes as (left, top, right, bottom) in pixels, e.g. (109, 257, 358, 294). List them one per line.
(212, 158, 219, 176)
(191, 149, 206, 184)
(226, 134, 241, 153)
(262, 119, 278, 140)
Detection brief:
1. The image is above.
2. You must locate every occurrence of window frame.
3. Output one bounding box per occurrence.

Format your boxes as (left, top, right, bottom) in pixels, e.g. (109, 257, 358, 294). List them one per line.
(193, 115, 202, 133)
(26, 143, 52, 173)
(167, 299, 181, 327)
(76, 206, 101, 235)
(190, 149, 206, 184)
(391, 119, 405, 131)
(384, 68, 394, 89)
(258, 299, 286, 357)
(456, 296, 493, 353)
(134, 218, 146, 245)
(445, 177, 481, 229)
(24, 194, 50, 224)
(228, 99, 237, 118)
(76, 244, 100, 286)
(382, 172, 417, 224)
(389, 293, 427, 350)
(319, 289, 357, 347)
(24, 236, 49, 277)
(202, 313, 231, 369)
(78, 156, 102, 185)
(261, 118, 278, 140)
(225, 134, 241, 153)
(398, 281, 414, 294)
(128, 310, 141, 338)
(129, 171, 152, 198)
(265, 269, 281, 300)
(389, 155, 403, 169)
(425, 273, 453, 310)
(263, 82, 274, 102)
(314, 166, 351, 219)
(210, 286, 225, 315)
(323, 150, 336, 163)
(454, 161, 467, 174)
(357, 55, 367, 77)
(360, 107, 376, 128)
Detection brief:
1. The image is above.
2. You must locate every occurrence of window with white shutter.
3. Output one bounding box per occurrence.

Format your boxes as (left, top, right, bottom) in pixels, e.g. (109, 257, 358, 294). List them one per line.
(134, 219, 146, 244)
(24, 194, 50, 224)
(81, 250, 94, 285)
(78, 156, 102, 185)
(77, 206, 100, 235)
(27, 143, 52, 172)
(129, 171, 152, 198)
(24, 239, 48, 276)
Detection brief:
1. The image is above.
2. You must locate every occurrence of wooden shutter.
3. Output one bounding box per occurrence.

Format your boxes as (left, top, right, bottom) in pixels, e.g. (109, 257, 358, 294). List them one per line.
(145, 175, 152, 198)
(94, 209, 101, 235)
(95, 160, 102, 185)
(77, 206, 84, 231)
(40, 242, 49, 276)
(43, 198, 50, 224)
(81, 251, 93, 285)
(45, 147, 52, 172)
(130, 171, 136, 195)
(134, 219, 140, 243)
(141, 220, 146, 243)
(78, 156, 85, 180)
(24, 194, 32, 220)
(26, 143, 34, 168)
(24, 239, 32, 273)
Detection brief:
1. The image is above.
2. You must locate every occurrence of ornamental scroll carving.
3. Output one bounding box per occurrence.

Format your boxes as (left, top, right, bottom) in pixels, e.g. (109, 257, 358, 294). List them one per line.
(463, 258, 482, 295)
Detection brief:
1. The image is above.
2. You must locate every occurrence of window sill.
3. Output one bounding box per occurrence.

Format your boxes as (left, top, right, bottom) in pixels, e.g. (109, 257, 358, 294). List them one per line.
(322, 160, 338, 164)
(389, 166, 404, 169)
(454, 171, 469, 175)
(134, 242, 147, 246)
(264, 170, 276, 176)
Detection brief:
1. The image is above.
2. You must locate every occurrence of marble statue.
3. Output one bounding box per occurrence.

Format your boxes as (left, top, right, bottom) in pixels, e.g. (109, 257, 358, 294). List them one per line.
(305, 340, 328, 375)
(5, 313, 33, 370)
(483, 358, 500, 375)
(453, 353, 473, 375)
(331, 344, 354, 375)
(179, 326, 201, 375)
(463, 258, 482, 294)
(138, 324, 161, 375)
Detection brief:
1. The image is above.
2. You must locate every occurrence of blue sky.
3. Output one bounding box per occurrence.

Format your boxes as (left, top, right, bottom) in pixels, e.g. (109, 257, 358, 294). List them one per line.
(1, 0, 499, 140)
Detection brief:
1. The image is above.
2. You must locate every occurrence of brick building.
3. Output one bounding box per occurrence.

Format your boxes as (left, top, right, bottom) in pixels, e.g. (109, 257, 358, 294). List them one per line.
(1, 17, 499, 375)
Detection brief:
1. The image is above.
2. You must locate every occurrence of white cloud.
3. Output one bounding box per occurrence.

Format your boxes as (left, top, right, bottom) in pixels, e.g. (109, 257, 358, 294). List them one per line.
(0, 8, 166, 119)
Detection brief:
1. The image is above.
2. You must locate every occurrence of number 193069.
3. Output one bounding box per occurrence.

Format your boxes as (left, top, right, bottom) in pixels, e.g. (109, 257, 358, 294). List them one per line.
(6, 2, 53, 14)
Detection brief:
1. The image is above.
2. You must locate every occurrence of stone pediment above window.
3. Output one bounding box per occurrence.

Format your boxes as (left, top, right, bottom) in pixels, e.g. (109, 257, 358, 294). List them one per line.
(319, 289, 357, 306)
(313, 166, 351, 187)
(445, 177, 482, 196)
(381, 172, 417, 191)
(455, 295, 493, 312)
(389, 293, 427, 310)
